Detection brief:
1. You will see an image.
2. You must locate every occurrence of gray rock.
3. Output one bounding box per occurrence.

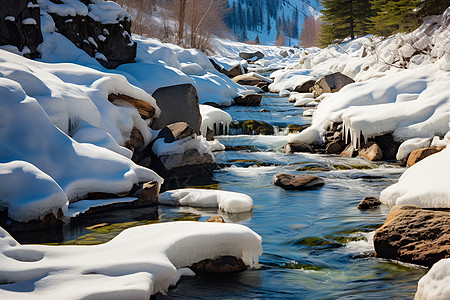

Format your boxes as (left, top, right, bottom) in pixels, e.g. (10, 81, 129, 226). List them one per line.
(228, 64, 244, 77)
(312, 72, 355, 97)
(279, 50, 289, 58)
(157, 122, 195, 143)
(272, 173, 325, 190)
(294, 80, 315, 93)
(151, 84, 201, 134)
(239, 51, 264, 61)
(0, 0, 43, 58)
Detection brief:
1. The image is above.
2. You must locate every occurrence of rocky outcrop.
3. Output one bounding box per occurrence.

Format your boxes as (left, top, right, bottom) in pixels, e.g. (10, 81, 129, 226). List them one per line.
(0, 0, 43, 58)
(272, 173, 325, 190)
(311, 72, 355, 97)
(373, 205, 450, 267)
(190, 256, 247, 274)
(233, 94, 262, 106)
(285, 141, 314, 154)
(108, 94, 156, 120)
(357, 196, 381, 209)
(48, 1, 136, 68)
(239, 51, 264, 61)
(151, 84, 201, 135)
(407, 147, 443, 167)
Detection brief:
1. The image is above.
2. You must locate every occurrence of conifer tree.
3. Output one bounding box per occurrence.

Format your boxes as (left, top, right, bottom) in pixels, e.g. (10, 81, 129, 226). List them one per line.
(369, 0, 421, 35)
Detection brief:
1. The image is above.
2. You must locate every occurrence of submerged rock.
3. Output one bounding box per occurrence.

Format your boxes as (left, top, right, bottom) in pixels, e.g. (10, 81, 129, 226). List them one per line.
(357, 196, 381, 209)
(373, 205, 450, 267)
(190, 256, 247, 274)
(206, 215, 225, 223)
(234, 94, 262, 106)
(230, 120, 274, 135)
(272, 173, 325, 190)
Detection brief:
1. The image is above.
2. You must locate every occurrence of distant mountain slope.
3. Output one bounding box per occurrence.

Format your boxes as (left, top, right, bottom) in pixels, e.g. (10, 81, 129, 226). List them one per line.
(225, 0, 321, 45)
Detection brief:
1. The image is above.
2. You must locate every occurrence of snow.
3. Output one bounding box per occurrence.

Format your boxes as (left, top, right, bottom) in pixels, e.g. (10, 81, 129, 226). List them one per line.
(68, 197, 138, 217)
(0, 222, 262, 299)
(199, 104, 232, 137)
(380, 147, 450, 208)
(152, 135, 212, 158)
(4, 16, 15, 22)
(415, 258, 450, 300)
(396, 138, 432, 161)
(22, 18, 37, 25)
(269, 69, 316, 93)
(37, 0, 131, 24)
(159, 189, 253, 213)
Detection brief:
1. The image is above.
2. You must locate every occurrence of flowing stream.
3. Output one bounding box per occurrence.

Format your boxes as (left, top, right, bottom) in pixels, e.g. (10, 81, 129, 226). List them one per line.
(20, 93, 427, 299)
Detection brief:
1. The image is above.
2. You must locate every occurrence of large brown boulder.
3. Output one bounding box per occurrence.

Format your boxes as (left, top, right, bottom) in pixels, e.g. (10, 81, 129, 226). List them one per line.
(311, 72, 355, 97)
(156, 122, 195, 143)
(373, 205, 450, 267)
(272, 173, 325, 190)
(294, 80, 315, 93)
(233, 94, 262, 106)
(407, 147, 441, 167)
(0, 0, 43, 58)
(151, 84, 201, 135)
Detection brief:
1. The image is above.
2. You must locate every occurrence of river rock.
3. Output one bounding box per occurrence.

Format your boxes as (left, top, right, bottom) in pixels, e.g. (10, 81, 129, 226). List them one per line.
(357, 196, 381, 209)
(294, 80, 315, 93)
(0, 0, 43, 59)
(232, 74, 265, 86)
(151, 83, 201, 134)
(311, 72, 355, 97)
(272, 173, 325, 190)
(231, 120, 274, 135)
(228, 64, 244, 77)
(341, 144, 358, 157)
(157, 122, 195, 143)
(325, 142, 343, 154)
(358, 142, 383, 161)
(205, 215, 225, 223)
(373, 133, 400, 161)
(407, 147, 441, 167)
(239, 51, 264, 61)
(233, 94, 262, 106)
(108, 94, 156, 119)
(190, 256, 246, 274)
(209, 58, 229, 77)
(285, 141, 313, 153)
(0, 208, 64, 233)
(373, 205, 450, 267)
(125, 127, 145, 151)
(256, 81, 270, 92)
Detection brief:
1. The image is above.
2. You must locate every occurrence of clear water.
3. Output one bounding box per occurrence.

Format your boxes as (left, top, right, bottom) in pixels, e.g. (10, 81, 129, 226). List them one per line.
(21, 94, 426, 298)
(159, 94, 427, 299)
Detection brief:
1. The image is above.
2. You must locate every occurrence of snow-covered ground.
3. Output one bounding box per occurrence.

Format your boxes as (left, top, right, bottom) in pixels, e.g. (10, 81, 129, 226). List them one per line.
(0, 222, 262, 299)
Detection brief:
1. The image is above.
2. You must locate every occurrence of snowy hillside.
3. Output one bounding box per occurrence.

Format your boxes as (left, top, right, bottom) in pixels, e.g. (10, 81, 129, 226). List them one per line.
(226, 0, 321, 45)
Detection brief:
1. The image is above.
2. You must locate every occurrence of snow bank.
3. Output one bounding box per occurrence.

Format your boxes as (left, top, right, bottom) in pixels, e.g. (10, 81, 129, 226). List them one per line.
(159, 189, 253, 213)
(0, 52, 163, 222)
(380, 147, 450, 208)
(396, 138, 432, 161)
(0, 222, 262, 299)
(199, 105, 232, 136)
(269, 69, 316, 93)
(415, 258, 450, 300)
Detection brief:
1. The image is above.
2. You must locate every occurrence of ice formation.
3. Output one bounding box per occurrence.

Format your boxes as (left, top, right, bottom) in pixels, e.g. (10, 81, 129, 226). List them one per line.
(199, 104, 232, 137)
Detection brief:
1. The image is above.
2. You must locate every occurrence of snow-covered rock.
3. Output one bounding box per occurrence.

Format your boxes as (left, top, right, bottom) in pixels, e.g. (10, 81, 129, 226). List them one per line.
(416, 258, 450, 300)
(0, 222, 262, 298)
(159, 189, 253, 213)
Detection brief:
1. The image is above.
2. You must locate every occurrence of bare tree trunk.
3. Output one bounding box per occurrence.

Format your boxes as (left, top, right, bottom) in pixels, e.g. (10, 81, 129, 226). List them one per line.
(178, 0, 186, 43)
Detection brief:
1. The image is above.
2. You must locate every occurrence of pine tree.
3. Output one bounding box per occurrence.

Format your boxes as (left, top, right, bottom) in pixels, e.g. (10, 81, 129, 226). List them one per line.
(369, 0, 421, 36)
(416, 0, 450, 16)
(255, 34, 260, 44)
(319, 0, 373, 47)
